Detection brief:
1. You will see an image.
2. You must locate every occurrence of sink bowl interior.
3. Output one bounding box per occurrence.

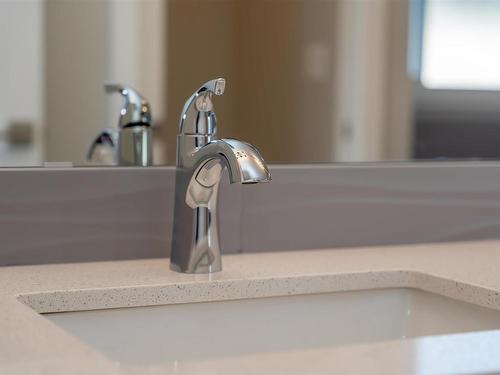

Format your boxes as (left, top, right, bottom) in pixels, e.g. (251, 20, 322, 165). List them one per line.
(44, 288, 500, 365)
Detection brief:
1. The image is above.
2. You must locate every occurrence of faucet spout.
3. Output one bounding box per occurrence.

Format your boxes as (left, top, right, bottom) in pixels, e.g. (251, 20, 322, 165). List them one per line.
(195, 139, 271, 184)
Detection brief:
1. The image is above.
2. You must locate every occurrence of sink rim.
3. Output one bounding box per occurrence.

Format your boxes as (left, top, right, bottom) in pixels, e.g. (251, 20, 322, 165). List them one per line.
(17, 269, 500, 316)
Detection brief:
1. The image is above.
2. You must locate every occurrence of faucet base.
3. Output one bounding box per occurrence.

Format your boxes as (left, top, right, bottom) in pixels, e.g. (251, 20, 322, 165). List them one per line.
(169, 260, 222, 274)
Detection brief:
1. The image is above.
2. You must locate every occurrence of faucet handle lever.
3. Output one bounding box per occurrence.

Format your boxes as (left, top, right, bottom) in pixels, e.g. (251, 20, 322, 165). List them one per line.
(104, 82, 152, 128)
(179, 78, 225, 136)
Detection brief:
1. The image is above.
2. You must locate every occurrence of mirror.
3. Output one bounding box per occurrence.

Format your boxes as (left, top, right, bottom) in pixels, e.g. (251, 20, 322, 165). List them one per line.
(1, 0, 499, 167)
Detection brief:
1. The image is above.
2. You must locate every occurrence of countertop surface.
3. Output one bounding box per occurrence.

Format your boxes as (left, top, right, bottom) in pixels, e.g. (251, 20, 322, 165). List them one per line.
(3, 240, 500, 374)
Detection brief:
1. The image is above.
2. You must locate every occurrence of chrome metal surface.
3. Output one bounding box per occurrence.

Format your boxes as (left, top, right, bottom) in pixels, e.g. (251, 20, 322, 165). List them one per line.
(118, 126, 153, 166)
(104, 83, 152, 128)
(86, 128, 118, 165)
(87, 83, 153, 166)
(170, 78, 271, 273)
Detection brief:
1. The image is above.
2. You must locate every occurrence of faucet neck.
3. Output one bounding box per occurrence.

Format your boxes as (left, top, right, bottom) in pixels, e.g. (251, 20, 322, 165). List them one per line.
(176, 133, 215, 168)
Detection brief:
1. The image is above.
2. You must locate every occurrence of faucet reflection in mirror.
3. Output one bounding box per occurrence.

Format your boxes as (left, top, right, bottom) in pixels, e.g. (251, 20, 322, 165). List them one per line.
(170, 78, 271, 273)
(88, 83, 153, 166)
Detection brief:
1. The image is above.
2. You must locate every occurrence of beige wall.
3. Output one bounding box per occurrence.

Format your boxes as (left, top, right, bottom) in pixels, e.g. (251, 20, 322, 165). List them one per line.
(45, 0, 167, 164)
(166, 0, 238, 162)
(385, 0, 413, 160)
(45, 1, 109, 163)
(0, 0, 44, 165)
(166, 0, 337, 163)
(333, 0, 412, 162)
(167, 0, 411, 164)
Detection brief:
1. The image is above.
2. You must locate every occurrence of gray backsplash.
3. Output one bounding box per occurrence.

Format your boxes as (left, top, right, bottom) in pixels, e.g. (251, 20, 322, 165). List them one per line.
(240, 164, 500, 251)
(2, 163, 500, 266)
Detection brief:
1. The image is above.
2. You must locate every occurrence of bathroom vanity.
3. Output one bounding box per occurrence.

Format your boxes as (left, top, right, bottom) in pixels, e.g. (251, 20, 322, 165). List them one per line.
(2, 240, 500, 374)
(3, 1, 500, 373)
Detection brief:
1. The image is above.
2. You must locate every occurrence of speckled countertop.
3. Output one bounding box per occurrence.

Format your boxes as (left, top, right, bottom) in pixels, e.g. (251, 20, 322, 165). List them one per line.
(3, 240, 500, 374)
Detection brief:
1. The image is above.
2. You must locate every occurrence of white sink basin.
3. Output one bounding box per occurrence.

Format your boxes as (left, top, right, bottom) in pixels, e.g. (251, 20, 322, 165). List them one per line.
(45, 288, 500, 365)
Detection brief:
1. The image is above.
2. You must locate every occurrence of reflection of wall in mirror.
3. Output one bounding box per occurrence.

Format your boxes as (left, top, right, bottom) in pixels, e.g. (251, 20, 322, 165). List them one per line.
(45, 0, 167, 165)
(0, 1, 44, 166)
(1, 0, 412, 166)
(166, 0, 412, 164)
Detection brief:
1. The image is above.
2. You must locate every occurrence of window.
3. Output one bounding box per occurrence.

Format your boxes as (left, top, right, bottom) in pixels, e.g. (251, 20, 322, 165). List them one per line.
(420, 0, 500, 90)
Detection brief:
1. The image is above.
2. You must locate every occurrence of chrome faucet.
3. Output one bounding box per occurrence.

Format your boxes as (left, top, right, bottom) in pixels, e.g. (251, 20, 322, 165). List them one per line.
(88, 83, 153, 166)
(170, 78, 271, 273)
